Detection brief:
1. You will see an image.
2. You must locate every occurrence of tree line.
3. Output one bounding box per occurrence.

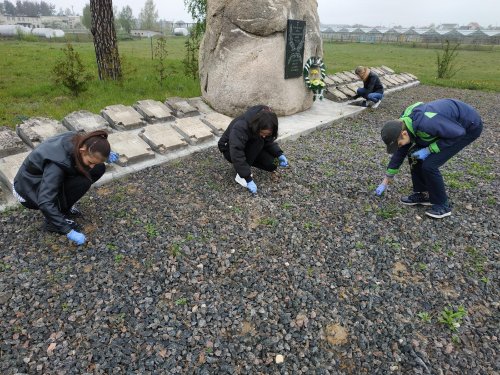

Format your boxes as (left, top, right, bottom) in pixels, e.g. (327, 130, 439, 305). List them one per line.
(0, 1, 55, 17)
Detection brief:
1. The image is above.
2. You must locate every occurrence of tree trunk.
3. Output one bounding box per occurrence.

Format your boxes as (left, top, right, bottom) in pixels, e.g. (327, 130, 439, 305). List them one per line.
(90, 0, 122, 80)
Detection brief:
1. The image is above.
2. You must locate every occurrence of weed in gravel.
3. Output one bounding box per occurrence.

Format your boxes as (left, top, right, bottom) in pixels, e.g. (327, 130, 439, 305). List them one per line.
(465, 246, 487, 276)
(486, 196, 496, 206)
(376, 204, 400, 219)
(442, 171, 473, 189)
(466, 161, 494, 181)
(432, 243, 442, 253)
(175, 298, 188, 306)
(171, 243, 182, 257)
(438, 306, 466, 332)
(145, 223, 158, 238)
(258, 217, 278, 227)
(282, 202, 293, 209)
(417, 262, 428, 272)
(417, 311, 432, 323)
(480, 276, 489, 284)
(185, 233, 195, 241)
(114, 254, 124, 263)
(61, 302, 69, 311)
(106, 243, 118, 251)
(0, 261, 11, 272)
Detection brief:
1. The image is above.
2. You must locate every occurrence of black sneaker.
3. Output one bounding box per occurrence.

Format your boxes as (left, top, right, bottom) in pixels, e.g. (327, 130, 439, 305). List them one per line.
(400, 192, 432, 206)
(43, 218, 81, 233)
(66, 205, 83, 218)
(425, 204, 452, 219)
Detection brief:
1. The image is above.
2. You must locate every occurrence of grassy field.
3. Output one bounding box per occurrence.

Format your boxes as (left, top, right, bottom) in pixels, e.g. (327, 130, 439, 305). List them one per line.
(1, 37, 499, 128)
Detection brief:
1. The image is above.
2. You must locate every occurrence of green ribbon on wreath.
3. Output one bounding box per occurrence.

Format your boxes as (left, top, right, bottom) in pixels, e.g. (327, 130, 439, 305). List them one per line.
(303, 56, 326, 101)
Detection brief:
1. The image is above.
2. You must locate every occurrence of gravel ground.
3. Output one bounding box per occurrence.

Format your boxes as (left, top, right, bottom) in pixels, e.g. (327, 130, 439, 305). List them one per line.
(1, 85, 499, 375)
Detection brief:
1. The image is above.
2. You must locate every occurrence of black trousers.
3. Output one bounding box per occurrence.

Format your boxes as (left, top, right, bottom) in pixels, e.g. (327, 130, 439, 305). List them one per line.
(223, 147, 277, 173)
(410, 124, 482, 205)
(21, 164, 105, 213)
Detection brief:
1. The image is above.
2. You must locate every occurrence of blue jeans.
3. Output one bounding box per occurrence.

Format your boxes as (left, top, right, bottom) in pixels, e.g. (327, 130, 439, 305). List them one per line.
(410, 124, 483, 205)
(356, 88, 383, 102)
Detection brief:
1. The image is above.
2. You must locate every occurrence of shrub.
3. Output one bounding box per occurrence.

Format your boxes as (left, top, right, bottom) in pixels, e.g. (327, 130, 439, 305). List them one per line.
(52, 42, 93, 96)
(437, 40, 460, 79)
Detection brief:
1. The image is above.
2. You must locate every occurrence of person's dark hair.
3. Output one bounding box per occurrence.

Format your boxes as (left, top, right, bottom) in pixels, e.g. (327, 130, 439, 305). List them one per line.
(72, 130, 111, 178)
(249, 106, 279, 139)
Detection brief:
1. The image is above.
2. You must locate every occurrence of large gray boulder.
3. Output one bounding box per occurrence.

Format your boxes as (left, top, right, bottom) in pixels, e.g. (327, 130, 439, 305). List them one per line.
(199, 0, 322, 117)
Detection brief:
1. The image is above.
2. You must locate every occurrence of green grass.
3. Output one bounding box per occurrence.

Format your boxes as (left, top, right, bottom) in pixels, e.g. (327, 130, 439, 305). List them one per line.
(322, 42, 500, 92)
(1, 38, 500, 128)
(0, 36, 199, 127)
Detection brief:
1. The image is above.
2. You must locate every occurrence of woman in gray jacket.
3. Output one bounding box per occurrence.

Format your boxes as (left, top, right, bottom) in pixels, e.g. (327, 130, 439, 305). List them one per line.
(13, 130, 118, 245)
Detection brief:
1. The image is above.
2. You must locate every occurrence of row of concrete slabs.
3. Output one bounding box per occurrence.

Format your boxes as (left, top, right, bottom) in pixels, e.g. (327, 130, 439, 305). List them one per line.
(0, 97, 232, 195)
(323, 65, 419, 101)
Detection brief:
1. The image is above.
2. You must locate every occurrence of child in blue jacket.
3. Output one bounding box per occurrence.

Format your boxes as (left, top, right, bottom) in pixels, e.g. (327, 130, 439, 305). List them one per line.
(375, 99, 483, 219)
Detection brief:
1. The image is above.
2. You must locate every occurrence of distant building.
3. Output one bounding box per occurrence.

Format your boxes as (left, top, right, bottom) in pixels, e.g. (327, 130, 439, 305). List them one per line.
(437, 23, 459, 30)
(0, 13, 80, 29)
(130, 29, 162, 38)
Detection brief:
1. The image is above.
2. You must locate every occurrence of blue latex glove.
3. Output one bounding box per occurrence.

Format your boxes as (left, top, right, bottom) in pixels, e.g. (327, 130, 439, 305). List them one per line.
(247, 180, 257, 194)
(278, 154, 289, 167)
(411, 147, 431, 160)
(107, 151, 119, 164)
(67, 229, 86, 245)
(375, 183, 387, 196)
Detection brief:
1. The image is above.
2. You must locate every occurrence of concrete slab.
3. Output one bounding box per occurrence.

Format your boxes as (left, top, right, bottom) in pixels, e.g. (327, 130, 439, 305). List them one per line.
(139, 123, 189, 154)
(343, 71, 359, 81)
(334, 72, 352, 83)
(172, 117, 214, 145)
(396, 74, 410, 83)
(337, 86, 357, 97)
(107, 132, 155, 167)
(379, 77, 394, 88)
(380, 65, 395, 74)
(101, 104, 146, 131)
(384, 76, 400, 86)
(188, 97, 216, 115)
(63, 111, 112, 133)
(327, 75, 344, 85)
(400, 73, 415, 82)
(165, 97, 200, 118)
(405, 73, 418, 80)
(200, 113, 232, 135)
(16, 117, 67, 149)
(278, 99, 363, 141)
(390, 75, 405, 85)
(370, 67, 385, 76)
(346, 83, 360, 94)
(0, 151, 29, 190)
(0, 127, 28, 158)
(133, 100, 175, 124)
(324, 88, 347, 101)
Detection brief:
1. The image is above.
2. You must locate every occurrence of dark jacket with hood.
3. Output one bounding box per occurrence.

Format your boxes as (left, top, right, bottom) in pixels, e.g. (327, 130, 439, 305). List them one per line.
(218, 105, 283, 181)
(14, 132, 80, 234)
(386, 99, 482, 176)
(363, 71, 384, 94)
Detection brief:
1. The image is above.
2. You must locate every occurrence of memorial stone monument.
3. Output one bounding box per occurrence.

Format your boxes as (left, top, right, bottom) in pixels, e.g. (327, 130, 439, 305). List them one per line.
(199, 0, 323, 117)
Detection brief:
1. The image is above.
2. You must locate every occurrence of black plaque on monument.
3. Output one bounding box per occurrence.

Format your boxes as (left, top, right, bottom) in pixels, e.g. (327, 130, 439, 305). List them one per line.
(284, 19, 306, 79)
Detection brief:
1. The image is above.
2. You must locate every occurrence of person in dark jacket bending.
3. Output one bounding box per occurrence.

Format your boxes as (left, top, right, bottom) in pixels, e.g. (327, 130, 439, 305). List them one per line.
(375, 99, 483, 219)
(13, 130, 119, 245)
(218, 105, 288, 194)
(354, 66, 384, 108)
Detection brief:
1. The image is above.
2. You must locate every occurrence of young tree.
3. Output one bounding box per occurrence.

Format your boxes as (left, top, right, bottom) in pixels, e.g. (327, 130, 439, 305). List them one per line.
(118, 5, 134, 35)
(90, 0, 122, 80)
(183, 0, 206, 79)
(81, 4, 91, 30)
(139, 0, 158, 31)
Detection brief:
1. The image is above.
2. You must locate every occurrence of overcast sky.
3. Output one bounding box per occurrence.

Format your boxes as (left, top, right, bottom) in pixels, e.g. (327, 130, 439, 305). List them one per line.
(48, 0, 499, 28)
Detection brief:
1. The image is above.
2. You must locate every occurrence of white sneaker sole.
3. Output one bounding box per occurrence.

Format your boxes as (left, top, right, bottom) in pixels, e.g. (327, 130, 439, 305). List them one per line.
(234, 174, 247, 188)
(371, 101, 381, 108)
(425, 211, 452, 219)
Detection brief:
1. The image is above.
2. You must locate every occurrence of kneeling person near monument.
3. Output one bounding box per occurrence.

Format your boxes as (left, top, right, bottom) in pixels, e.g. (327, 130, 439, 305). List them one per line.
(354, 66, 384, 108)
(218, 105, 289, 194)
(375, 99, 483, 219)
(13, 130, 119, 245)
